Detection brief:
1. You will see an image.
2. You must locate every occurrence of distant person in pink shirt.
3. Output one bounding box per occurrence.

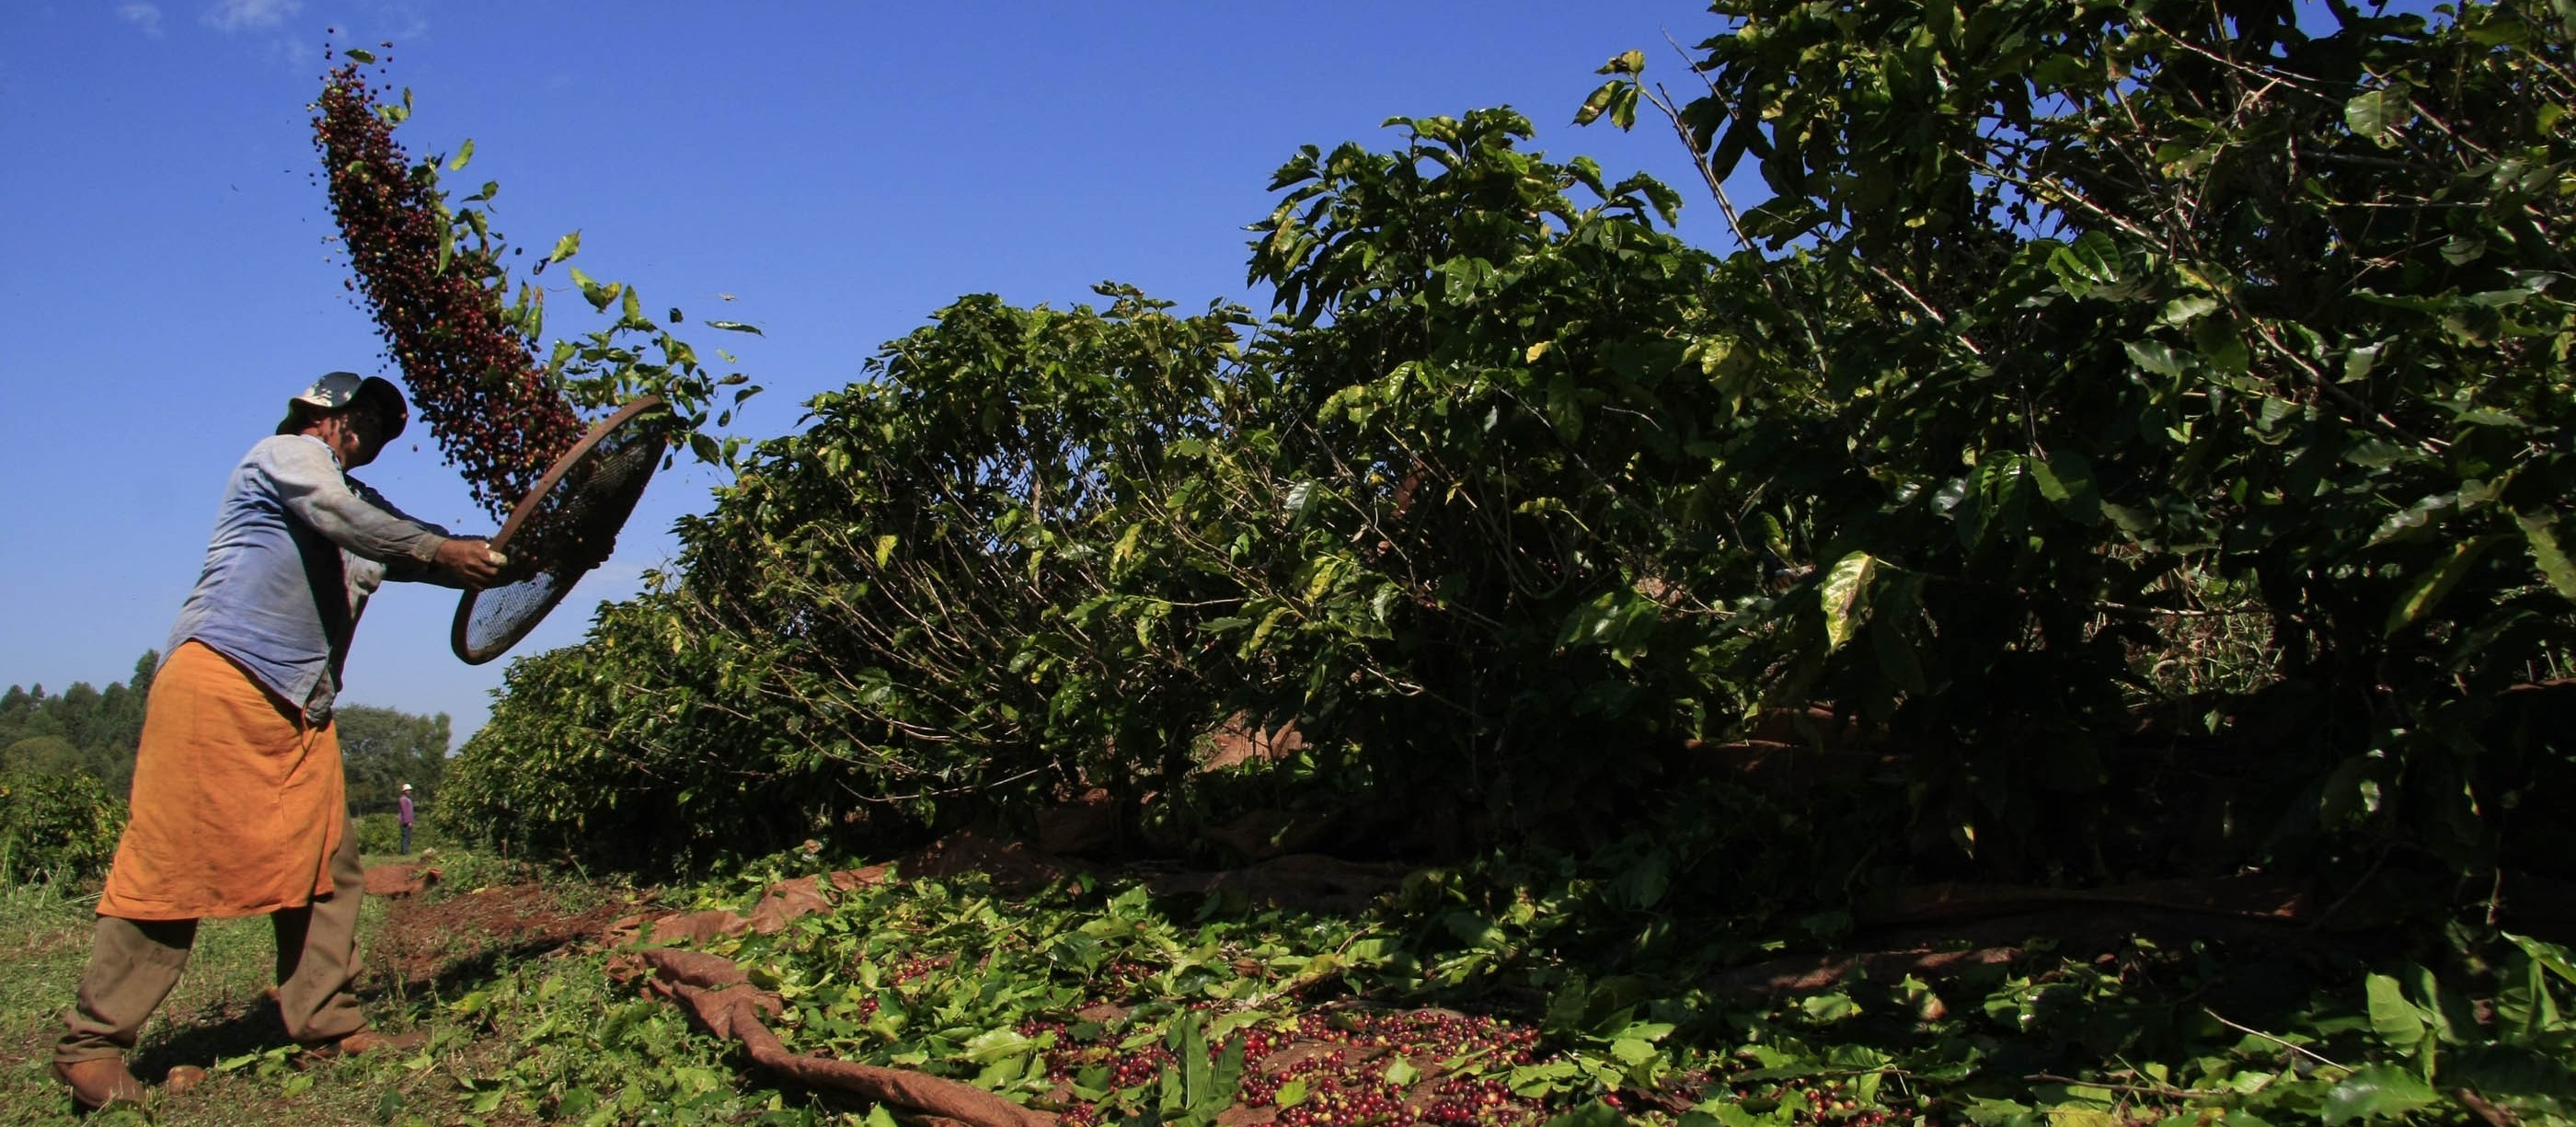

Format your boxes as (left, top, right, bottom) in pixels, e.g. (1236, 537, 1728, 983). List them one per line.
(397, 784, 414, 856)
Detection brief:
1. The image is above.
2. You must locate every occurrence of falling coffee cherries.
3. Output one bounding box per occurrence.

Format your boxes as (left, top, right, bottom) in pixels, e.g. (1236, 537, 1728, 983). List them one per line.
(315, 63, 583, 521)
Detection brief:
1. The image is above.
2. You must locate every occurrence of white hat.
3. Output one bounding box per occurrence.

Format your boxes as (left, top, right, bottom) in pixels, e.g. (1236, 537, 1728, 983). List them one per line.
(400, 782, 412, 791)
(277, 372, 408, 439)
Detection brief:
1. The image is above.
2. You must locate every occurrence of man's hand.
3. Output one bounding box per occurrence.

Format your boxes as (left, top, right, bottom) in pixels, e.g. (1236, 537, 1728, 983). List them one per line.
(433, 536, 505, 589)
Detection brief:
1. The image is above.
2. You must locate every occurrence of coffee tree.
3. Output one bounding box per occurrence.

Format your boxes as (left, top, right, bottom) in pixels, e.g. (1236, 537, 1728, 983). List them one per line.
(441, 109, 1762, 863)
(1573, 0, 2576, 877)
(447, 2, 2576, 906)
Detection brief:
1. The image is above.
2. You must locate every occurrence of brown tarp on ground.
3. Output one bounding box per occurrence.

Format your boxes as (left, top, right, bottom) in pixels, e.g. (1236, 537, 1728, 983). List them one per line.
(613, 946, 1054, 1127)
(597, 832, 1428, 1127)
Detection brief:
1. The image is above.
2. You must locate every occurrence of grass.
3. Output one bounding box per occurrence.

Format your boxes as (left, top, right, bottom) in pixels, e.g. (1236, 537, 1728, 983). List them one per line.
(0, 853, 549, 1126)
(3, 845, 2566, 1127)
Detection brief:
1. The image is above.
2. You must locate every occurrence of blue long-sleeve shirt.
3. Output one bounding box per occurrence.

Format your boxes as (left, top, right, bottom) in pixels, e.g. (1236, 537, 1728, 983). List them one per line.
(165, 434, 455, 724)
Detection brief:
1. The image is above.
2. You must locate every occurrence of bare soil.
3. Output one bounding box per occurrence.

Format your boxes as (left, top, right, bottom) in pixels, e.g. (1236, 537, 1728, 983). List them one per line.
(362, 863, 638, 999)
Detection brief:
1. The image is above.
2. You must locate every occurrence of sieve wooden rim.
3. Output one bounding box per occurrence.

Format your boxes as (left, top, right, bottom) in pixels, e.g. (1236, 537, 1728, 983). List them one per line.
(449, 394, 666, 665)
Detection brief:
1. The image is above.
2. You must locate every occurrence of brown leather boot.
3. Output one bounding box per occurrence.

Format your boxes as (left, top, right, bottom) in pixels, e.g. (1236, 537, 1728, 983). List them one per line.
(298, 1027, 425, 1062)
(51, 1057, 146, 1110)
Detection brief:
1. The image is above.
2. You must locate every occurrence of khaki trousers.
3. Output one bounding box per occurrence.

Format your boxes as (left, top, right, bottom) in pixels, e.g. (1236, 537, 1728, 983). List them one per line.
(57, 817, 368, 1065)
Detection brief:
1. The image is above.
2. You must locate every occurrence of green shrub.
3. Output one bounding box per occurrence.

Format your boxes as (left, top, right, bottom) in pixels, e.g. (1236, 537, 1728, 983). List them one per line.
(440, 109, 1738, 871)
(353, 811, 435, 857)
(448, 3, 2576, 905)
(0, 771, 125, 883)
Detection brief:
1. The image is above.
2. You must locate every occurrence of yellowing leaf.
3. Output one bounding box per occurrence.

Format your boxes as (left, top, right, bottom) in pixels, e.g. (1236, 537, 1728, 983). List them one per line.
(1820, 551, 1878, 652)
(2385, 536, 2496, 635)
(2516, 511, 2576, 601)
(1304, 557, 1342, 603)
(1245, 605, 1290, 655)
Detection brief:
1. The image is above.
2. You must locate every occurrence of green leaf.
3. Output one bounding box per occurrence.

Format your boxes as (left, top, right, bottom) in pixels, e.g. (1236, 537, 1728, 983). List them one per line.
(448, 138, 474, 171)
(1575, 81, 1623, 127)
(342, 47, 376, 63)
(2515, 512, 2576, 601)
(2319, 1064, 2438, 1123)
(1540, 1100, 1636, 1127)
(2318, 755, 2382, 828)
(2047, 233, 2121, 296)
(2124, 339, 2188, 377)
(1243, 605, 1289, 655)
(961, 1027, 1037, 1064)
(1608, 852, 1670, 909)
(707, 319, 765, 335)
(2191, 316, 2249, 374)
(2344, 88, 2416, 148)
(569, 267, 613, 312)
(2505, 931, 2576, 988)
(1757, 512, 1794, 561)
(1960, 458, 2032, 550)
(1820, 551, 1878, 653)
(1284, 479, 1321, 521)
(548, 229, 581, 263)
(2385, 536, 2496, 635)
(1176, 1013, 1215, 1111)
(1559, 591, 1625, 648)
(2028, 452, 2101, 525)
(2368, 493, 2456, 548)
(1801, 992, 1858, 1022)
(2364, 973, 2426, 1050)
(2159, 294, 2220, 326)
(1437, 256, 1495, 305)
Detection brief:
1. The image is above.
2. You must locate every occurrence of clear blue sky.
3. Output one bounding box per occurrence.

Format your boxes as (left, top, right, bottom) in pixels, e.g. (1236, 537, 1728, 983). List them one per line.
(0, 1, 1737, 745)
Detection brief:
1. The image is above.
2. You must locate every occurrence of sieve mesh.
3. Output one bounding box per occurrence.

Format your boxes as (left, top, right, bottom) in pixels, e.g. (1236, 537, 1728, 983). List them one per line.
(453, 396, 670, 664)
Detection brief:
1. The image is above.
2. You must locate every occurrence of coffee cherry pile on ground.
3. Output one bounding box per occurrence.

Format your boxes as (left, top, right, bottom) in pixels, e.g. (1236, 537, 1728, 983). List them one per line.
(1036, 1006, 1554, 1127)
(315, 61, 583, 520)
(885, 953, 953, 987)
(1724, 1075, 1923, 1127)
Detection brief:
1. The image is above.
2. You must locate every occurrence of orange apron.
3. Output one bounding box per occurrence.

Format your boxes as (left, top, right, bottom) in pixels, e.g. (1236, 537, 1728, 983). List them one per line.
(98, 640, 347, 920)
